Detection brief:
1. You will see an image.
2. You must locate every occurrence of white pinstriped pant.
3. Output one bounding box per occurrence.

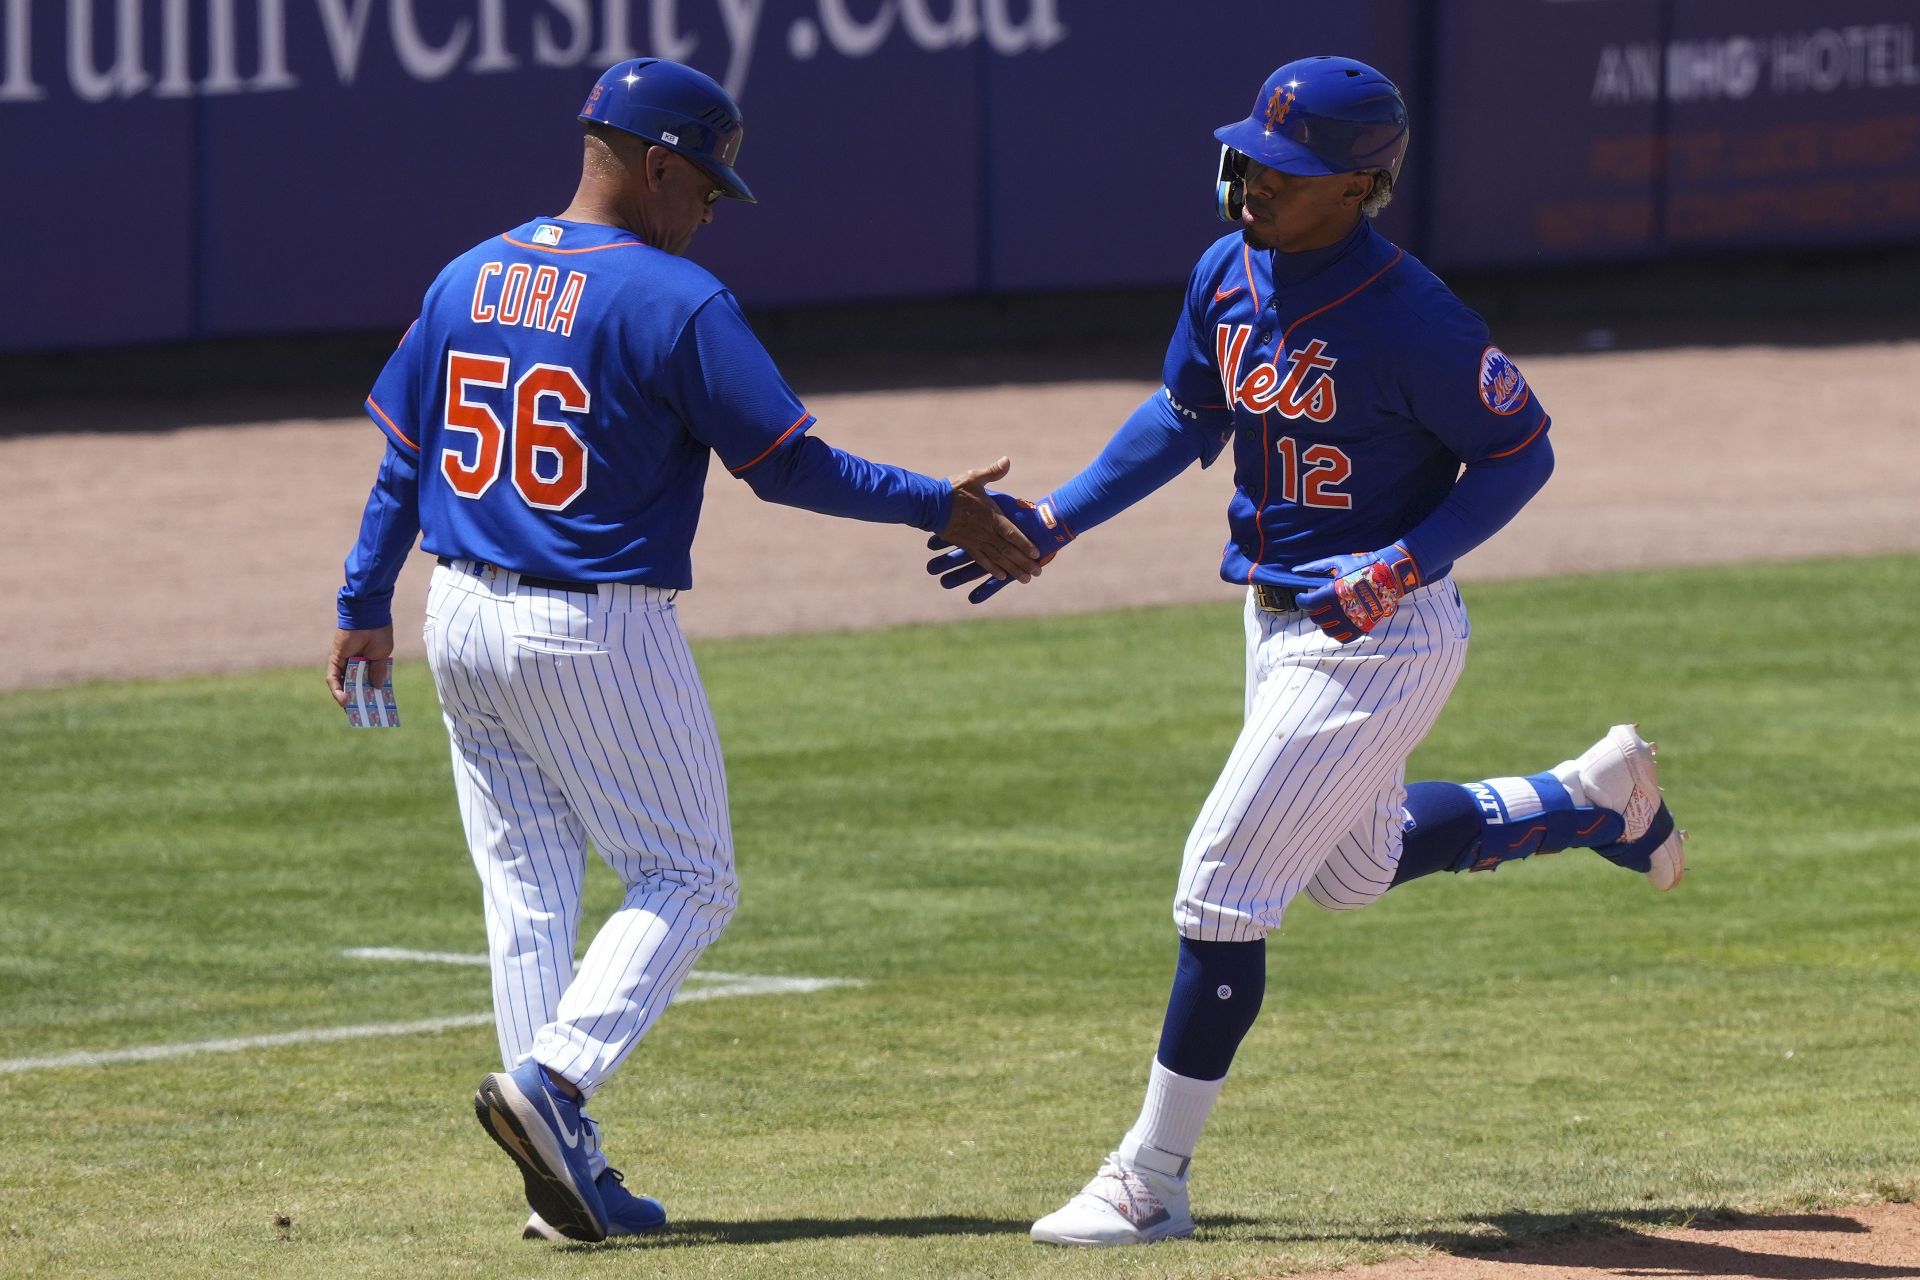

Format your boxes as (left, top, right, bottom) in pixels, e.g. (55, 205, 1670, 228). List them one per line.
(424, 561, 737, 1101)
(1173, 581, 1471, 941)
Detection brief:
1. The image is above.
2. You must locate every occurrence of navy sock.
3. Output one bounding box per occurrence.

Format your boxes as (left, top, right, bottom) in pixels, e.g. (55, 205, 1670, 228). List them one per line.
(1154, 936, 1265, 1082)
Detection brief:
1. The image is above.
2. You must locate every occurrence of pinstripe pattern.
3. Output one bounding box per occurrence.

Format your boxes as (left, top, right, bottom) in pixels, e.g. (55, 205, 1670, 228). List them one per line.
(1174, 581, 1469, 939)
(425, 561, 737, 1101)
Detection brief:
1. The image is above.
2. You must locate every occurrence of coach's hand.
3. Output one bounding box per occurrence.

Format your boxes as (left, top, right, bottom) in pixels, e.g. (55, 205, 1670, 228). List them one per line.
(328, 625, 395, 708)
(935, 458, 1046, 590)
(926, 488, 1074, 604)
(1292, 543, 1422, 644)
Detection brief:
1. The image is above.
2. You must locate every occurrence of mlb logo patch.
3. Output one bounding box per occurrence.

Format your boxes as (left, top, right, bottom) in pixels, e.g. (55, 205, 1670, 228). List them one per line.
(532, 225, 563, 246)
(1478, 346, 1530, 415)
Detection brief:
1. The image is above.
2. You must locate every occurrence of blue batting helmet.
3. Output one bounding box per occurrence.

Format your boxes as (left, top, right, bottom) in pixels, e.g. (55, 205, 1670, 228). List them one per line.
(1214, 56, 1408, 220)
(579, 58, 754, 203)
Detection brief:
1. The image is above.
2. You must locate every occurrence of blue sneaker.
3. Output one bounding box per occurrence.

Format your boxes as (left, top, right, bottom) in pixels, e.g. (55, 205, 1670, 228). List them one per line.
(474, 1061, 609, 1242)
(525, 1168, 666, 1240)
(1595, 800, 1687, 891)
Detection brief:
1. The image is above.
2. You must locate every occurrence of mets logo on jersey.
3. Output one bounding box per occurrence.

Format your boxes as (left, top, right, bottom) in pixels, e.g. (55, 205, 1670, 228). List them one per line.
(1217, 324, 1338, 422)
(1265, 84, 1297, 131)
(1478, 346, 1530, 415)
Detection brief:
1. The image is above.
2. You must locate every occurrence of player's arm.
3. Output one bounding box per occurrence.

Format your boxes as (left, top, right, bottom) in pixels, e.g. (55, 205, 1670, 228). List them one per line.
(926, 390, 1223, 602)
(929, 250, 1235, 603)
(671, 293, 1042, 582)
(329, 441, 420, 706)
(329, 327, 426, 707)
(1397, 434, 1553, 573)
(1295, 336, 1553, 643)
(1051, 251, 1237, 532)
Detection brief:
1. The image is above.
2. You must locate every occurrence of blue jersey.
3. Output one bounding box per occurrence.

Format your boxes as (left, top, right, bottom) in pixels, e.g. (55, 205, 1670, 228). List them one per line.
(1162, 222, 1549, 586)
(365, 217, 822, 590)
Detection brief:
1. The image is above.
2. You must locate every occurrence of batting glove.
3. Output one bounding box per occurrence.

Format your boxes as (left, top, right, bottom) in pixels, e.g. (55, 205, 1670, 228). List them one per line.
(1292, 543, 1423, 644)
(926, 491, 1073, 604)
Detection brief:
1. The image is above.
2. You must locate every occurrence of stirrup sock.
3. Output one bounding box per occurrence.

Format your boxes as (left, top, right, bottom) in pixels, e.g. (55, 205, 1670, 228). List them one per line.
(1393, 774, 1627, 885)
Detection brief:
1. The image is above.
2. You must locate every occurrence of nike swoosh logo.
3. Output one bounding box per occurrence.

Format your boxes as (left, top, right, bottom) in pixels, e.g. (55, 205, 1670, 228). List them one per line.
(1213, 284, 1244, 303)
(551, 1102, 581, 1148)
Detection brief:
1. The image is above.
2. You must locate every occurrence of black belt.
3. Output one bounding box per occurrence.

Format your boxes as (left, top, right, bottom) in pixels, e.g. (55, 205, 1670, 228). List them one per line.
(436, 556, 601, 594)
(1252, 583, 1304, 613)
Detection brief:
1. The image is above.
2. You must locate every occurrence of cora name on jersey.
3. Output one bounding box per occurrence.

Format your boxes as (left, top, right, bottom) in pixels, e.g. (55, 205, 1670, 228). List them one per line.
(469, 262, 589, 337)
(1216, 324, 1338, 422)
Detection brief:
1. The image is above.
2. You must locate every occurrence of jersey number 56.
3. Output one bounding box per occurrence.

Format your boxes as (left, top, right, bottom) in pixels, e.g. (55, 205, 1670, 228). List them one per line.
(441, 351, 590, 511)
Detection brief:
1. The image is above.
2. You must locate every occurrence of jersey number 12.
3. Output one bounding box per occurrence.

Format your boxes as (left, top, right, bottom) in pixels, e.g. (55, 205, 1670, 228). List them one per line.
(442, 351, 590, 511)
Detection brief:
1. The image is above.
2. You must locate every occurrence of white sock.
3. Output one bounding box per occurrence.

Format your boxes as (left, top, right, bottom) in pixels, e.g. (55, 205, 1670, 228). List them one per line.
(1122, 1058, 1225, 1166)
(1549, 758, 1591, 806)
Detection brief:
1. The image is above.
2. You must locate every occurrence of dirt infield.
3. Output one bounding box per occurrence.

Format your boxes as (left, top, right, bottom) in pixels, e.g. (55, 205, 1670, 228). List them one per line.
(4, 341, 1916, 693)
(1287, 1202, 1920, 1280)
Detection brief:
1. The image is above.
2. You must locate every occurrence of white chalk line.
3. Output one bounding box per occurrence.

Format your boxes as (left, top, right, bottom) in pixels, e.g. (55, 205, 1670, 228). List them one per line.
(0, 1015, 496, 1075)
(341, 947, 808, 986)
(0, 956, 861, 1076)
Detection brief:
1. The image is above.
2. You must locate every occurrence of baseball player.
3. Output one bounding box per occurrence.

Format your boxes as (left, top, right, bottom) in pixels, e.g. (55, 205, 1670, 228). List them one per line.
(325, 58, 1041, 1243)
(927, 56, 1687, 1247)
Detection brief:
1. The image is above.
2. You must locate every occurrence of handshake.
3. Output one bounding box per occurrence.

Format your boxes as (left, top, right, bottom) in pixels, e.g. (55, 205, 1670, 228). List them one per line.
(927, 457, 1423, 643)
(926, 488, 1075, 605)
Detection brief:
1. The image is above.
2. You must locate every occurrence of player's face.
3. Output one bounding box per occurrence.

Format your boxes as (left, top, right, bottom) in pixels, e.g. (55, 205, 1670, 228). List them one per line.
(650, 150, 723, 256)
(1237, 159, 1372, 253)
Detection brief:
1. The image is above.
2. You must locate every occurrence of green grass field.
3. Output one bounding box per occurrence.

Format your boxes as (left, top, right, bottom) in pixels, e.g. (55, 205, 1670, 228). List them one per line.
(2, 555, 1915, 1279)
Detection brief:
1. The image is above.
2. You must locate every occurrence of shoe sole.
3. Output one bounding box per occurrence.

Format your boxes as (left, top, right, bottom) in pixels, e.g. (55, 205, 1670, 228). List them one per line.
(1029, 1212, 1190, 1251)
(525, 1208, 668, 1241)
(474, 1074, 607, 1243)
(1031, 1215, 1195, 1247)
(1648, 824, 1686, 893)
(1608, 725, 1687, 891)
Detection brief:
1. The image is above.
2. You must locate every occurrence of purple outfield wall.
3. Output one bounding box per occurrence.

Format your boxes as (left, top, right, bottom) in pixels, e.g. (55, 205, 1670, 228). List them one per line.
(1429, 0, 1920, 269)
(1, 1, 1915, 353)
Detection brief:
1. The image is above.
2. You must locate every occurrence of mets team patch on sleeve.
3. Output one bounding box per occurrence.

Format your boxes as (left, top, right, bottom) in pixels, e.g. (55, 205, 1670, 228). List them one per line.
(1478, 346, 1530, 415)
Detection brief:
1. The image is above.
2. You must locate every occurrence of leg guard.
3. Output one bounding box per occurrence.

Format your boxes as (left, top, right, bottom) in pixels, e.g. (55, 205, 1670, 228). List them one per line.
(1154, 937, 1265, 1082)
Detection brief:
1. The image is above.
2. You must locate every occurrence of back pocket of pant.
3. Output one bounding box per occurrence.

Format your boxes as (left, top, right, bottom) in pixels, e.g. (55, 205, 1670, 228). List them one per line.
(511, 632, 610, 657)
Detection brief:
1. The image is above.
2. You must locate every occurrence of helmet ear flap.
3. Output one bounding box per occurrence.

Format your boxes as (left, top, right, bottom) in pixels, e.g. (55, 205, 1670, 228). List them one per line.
(1216, 145, 1248, 222)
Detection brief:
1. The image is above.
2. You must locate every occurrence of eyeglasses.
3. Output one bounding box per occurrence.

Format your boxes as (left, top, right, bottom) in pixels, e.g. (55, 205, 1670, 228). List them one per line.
(673, 151, 725, 206)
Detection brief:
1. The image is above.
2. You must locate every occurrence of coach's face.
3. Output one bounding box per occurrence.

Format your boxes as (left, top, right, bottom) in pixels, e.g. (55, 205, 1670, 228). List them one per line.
(643, 147, 722, 256)
(1238, 159, 1373, 254)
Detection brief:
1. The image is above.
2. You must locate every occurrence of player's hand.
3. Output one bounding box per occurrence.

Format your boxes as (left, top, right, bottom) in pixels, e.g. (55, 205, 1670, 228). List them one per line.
(935, 458, 1046, 588)
(926, 489, 1073, 604)
(328, 625, 395, 708)
(1292, 543, 1422, 644)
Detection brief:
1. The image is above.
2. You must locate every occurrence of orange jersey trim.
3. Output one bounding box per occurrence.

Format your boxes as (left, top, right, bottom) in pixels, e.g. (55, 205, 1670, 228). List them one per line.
(727, 412, 814, 475)
(500, 234, 649, 255)
(1280, 248, 1404, 348)
(1485, 412, 1550, 460)
(366, 395, 418, 452)
(1238, 245, 1266, 581)
(1247, 405, 1274, 583)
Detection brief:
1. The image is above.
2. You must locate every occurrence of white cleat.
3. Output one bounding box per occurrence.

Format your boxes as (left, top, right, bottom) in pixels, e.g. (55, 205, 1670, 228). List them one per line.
(1564, 723, 1664, 842)
(1565, 724, 1687, 891)
(1031, 1142, 1194, 1247)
